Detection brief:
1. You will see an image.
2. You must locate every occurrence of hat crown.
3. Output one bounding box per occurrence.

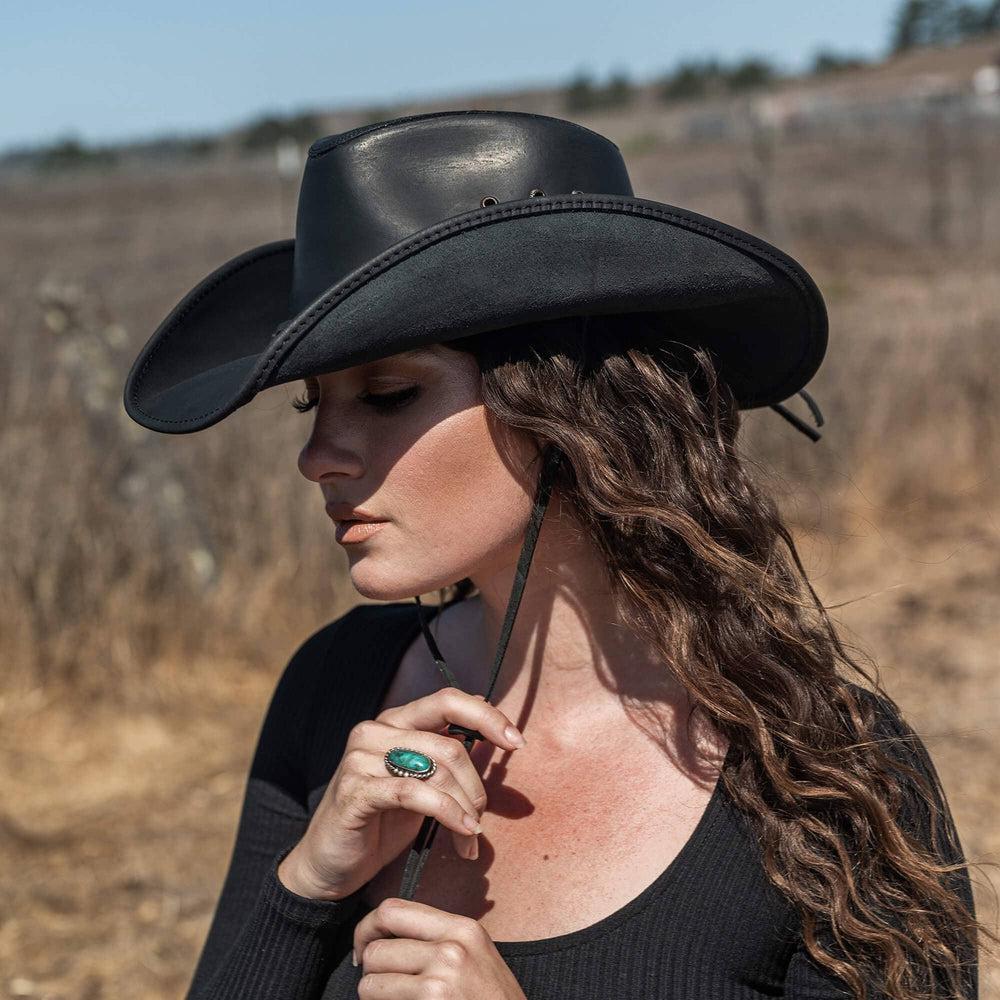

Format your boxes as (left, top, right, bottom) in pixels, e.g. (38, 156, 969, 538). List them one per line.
(290, 110, 634, 314)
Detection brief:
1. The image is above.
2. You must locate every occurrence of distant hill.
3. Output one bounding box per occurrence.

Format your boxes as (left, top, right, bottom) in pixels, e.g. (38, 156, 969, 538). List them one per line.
(3, 29, 998, 174)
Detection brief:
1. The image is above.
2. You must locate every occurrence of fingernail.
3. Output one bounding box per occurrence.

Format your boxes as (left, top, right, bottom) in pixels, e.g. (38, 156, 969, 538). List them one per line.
(352, 948, 358, 967)
(463, 813, 483, 834)
(504, 724, 526, 747)
(468, 836, 479, 860)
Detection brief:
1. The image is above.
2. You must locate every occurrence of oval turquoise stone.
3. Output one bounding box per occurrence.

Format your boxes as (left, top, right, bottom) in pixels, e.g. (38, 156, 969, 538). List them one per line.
(388, 748, 432, 773)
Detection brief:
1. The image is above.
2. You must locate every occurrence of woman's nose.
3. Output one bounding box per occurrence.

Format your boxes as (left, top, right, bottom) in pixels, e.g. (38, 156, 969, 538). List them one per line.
(297, 428, 365, 483)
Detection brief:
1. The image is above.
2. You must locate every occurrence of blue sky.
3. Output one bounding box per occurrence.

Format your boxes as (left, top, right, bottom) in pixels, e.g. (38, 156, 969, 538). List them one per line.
(2, 1, 904, 153)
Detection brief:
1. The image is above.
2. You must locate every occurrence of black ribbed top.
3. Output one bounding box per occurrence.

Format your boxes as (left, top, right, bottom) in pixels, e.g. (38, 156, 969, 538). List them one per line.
(184, 600, 978, 999)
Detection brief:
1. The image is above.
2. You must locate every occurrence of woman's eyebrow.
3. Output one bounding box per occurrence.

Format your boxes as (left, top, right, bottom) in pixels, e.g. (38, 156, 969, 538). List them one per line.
(389, 346, 439, 360)
(362, 347, 440, 368)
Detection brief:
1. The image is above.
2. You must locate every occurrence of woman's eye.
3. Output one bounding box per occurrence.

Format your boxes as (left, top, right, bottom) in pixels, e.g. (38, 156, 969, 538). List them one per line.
(289, 386, 420, 414)
(360, 386, 420, 410)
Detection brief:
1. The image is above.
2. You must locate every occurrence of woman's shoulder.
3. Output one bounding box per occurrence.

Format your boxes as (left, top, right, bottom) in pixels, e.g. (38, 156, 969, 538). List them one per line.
(840, 680, 941, 784)
(281, 601, 418, 685)
(294, 600, 418, 656)
(841, 680, 967, 862)
(262, 602, 422, 795)
(841, 680, 930, 756)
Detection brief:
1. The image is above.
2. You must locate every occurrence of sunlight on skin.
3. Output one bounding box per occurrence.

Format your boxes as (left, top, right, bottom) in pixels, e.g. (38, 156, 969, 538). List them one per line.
(293, 344, 702, 752)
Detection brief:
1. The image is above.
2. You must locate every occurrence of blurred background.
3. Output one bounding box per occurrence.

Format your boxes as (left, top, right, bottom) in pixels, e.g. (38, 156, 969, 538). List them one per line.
(2, 1, 998, 996)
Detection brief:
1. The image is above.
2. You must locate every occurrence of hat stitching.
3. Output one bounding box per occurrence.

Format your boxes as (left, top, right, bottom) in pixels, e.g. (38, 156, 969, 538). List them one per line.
(129, 240, 293, 406)
(254, 198, 820, 386)
(134, 197, 821, 425)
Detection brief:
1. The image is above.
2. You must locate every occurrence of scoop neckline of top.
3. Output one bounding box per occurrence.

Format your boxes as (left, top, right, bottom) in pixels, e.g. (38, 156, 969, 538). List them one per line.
(366, 599, 736, 959)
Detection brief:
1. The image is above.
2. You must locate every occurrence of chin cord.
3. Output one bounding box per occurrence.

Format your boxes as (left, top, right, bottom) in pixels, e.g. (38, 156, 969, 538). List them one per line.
(770, 388, 824, 442)
(397, 445, 562, 902)
(392, 386, 823, 902)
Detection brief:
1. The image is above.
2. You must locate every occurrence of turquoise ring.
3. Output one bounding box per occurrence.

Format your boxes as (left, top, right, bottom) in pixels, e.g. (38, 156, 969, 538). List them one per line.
(384, 746, 438, 780)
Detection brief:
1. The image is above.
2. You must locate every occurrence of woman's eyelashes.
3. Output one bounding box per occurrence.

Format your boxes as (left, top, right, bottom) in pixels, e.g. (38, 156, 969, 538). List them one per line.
(290, 385, 421, 414)
(360, 386, 422, 411)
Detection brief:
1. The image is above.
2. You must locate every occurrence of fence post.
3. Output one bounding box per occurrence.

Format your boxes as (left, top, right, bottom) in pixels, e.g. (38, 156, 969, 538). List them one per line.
(736, 95, 785, 246)
(923, 92, 953, 250)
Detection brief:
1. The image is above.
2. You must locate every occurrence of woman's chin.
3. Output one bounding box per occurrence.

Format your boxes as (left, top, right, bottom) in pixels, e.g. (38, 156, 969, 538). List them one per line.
(347, 569, 443, 605)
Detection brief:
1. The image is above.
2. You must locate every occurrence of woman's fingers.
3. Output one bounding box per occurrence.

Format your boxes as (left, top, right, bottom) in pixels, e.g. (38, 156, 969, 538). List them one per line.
(346, 742, 483, 859)
(376, 686, 526, 755)
(360, 772, 483, 852)
(352, 718, 489, 813)
(346, 686, 526, 861)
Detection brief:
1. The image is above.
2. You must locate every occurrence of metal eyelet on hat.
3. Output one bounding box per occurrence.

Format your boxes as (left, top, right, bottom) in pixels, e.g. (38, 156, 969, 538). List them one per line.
(482, 189, 579, 207)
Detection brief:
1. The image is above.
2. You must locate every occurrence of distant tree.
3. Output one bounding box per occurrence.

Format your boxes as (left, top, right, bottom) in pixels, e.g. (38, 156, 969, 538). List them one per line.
(564, 69, 600, 111)
(562, 68, 633, 111)
(242, 111, 321, 151)
(954, 1, 983, 31)
(656, 55, 779, 104)
(810, 48, 870, 74)
(602, 68, 635, 108)
(889, 0, 999, 52)
(724, 56, 779, 92)
(954, 0, 1000, 29)
(35, 135, 117, 173)
(185, 136, 216, 157)
(892, 0, 928, 51)
(242, 114, 283, 150)
(657, 57, 726, 102)
(923, 0, 962, 43)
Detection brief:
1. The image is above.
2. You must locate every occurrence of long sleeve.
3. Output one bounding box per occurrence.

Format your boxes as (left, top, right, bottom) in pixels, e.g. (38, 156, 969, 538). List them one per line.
(185, 614, 368, 999)
(783, 687, 978, 999)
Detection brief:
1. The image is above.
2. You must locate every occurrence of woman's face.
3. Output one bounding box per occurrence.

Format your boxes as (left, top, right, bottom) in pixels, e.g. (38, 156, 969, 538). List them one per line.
(296, 344, 540, 601)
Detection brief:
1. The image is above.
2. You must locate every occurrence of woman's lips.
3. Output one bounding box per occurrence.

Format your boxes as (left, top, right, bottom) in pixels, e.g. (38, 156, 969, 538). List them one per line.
(334, 519, 387, 544)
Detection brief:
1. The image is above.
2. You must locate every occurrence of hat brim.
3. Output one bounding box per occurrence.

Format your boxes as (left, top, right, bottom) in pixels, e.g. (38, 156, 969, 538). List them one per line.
(123, 194, 827, 434)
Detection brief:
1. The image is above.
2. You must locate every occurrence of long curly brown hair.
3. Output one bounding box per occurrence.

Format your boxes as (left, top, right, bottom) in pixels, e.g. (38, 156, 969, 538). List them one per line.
(431, 310, 994, 1000)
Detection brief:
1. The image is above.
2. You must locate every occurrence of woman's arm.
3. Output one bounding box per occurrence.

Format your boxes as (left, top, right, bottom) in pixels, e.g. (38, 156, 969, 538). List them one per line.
(185, 613, 368, 999)
(783, 687, 978, 999)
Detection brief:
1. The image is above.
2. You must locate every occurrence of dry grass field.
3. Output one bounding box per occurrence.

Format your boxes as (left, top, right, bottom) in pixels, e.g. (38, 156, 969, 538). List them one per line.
(1, 62, 998, 999)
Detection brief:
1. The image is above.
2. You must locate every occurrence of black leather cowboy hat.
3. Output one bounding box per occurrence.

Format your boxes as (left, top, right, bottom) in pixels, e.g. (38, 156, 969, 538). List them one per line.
(122, 108, 827, 439)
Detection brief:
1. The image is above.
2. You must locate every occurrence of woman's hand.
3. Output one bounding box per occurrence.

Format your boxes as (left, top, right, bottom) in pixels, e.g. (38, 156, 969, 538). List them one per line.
(353, 896, 528, 999)
(278, 687, 526, 902)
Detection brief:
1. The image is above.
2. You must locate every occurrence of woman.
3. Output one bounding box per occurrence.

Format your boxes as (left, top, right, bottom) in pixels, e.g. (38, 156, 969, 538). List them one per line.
(122, 111, 987, 999)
